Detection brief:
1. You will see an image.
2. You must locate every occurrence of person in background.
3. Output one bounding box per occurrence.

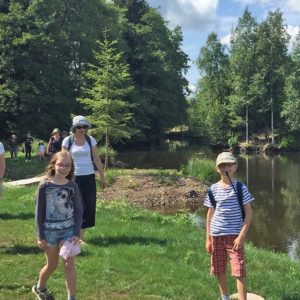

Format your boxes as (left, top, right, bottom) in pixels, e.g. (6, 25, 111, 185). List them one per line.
(24, 132, 34, 162)
(47, 128, 62, 158)
(61, 131, 68, 140)
(62, 115, 106, 242)
(0, 141, 6, 199)
(33, 151, 82, 300)
(8, 134, 18, 160)
(204, 152, 254, 300)
(38, 141, 45, 161)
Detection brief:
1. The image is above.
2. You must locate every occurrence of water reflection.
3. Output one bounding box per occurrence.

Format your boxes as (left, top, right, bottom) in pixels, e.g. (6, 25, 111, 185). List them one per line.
(118, 147, 300, 260)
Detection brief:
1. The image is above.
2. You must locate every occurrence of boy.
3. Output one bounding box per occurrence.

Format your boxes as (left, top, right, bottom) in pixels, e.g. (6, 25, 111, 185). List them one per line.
(204, 152, 254, 300)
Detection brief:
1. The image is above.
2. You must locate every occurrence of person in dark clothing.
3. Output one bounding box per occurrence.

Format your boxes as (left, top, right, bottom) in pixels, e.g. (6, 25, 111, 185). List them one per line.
(47, 128, 62, 158)
(23, 132, 33, 162)
(8, 134, 18, 160)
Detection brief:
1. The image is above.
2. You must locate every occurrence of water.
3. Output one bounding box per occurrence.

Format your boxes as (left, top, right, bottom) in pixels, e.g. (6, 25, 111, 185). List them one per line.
(118, 146, 300, 261)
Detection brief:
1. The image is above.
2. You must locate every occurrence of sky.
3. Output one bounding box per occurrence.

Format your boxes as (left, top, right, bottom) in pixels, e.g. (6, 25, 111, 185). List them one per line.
(147, 0, 300, 92)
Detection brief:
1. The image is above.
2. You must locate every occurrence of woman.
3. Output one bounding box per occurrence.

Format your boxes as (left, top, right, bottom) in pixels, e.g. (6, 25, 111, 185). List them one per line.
(62, 116, 105, 241)
(47, 128, 62, 157)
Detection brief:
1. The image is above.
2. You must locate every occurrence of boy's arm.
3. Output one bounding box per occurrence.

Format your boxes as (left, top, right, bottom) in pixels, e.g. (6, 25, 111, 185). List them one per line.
(233, 203, 253, 250)
(205, 207, 214, 253)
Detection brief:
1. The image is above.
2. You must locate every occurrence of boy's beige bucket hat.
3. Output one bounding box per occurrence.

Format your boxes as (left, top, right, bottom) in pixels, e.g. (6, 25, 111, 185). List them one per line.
(216, 152, 236, 166)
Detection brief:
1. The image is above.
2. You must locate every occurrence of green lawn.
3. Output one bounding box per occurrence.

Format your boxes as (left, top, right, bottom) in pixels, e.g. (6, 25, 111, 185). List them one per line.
(1, 186, 300, 299)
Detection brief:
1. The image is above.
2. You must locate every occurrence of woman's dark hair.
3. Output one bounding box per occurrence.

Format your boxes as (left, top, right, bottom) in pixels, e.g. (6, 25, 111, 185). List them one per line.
(45, 151, 74, 180)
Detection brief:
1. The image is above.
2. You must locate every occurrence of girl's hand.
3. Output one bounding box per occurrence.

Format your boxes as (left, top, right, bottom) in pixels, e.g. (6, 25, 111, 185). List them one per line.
(37, 239, 47, 249)
(71, 236, 80, 244)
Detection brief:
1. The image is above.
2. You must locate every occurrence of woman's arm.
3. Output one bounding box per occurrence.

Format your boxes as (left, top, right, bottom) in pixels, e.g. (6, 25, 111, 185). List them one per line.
(91, 146, 106, 189)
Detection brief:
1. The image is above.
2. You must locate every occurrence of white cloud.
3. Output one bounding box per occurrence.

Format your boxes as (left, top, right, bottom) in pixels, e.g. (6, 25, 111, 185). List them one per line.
(220, 33, 232, 46)
(286, 0, 300, 12)
(233, 0, 281, 6)
(287, 25, 300, 50)
(149, 0, 219, 30)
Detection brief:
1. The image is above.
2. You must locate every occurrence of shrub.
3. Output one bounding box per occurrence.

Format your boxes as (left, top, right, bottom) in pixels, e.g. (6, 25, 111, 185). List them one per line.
(279, 136, 295, 149)
(228, 135, 238, 149)
(182, 157, 218, 183)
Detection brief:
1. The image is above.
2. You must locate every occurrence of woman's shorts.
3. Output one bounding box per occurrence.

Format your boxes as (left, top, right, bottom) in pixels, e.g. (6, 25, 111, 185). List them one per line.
(210, 235, 246, 277)
(44, 227, 74, 246)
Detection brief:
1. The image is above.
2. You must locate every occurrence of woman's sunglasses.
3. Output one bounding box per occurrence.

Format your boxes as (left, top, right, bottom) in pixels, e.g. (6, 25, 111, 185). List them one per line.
(76, 125, 88, 130)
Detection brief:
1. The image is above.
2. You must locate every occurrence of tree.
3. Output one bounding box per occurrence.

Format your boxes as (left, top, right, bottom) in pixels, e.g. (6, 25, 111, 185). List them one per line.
(228, 9, 258, 143)
(77, 30, 135, 168)
(282, 30, 300, 131)
(113, 0, 189, 144)
(255, 9, 290, 143)
(191, 32, 230, 144)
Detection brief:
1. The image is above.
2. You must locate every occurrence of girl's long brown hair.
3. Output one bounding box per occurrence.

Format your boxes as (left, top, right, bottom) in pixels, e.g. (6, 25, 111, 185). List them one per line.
(45, 151, 74, 180)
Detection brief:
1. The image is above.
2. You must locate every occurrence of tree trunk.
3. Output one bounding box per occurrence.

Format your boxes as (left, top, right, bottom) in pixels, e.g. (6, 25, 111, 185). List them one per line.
(105, 130, 109, 170)
(246, 107, 249, 144)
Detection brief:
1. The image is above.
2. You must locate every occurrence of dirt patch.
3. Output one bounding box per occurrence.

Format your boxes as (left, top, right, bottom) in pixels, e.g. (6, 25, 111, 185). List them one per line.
(98, 170, 208, 214)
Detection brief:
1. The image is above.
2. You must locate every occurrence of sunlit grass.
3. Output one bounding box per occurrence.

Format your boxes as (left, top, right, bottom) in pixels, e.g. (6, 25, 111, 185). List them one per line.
(1, 186, 300, 299)
(182, 157, 218, 183)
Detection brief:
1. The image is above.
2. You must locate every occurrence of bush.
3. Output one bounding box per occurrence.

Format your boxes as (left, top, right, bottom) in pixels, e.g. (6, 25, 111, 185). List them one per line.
(228, 135, 238, 149)
(279, 136, 295, 149)
(98, 146, 117, 161)
(182, 157, 218, 183)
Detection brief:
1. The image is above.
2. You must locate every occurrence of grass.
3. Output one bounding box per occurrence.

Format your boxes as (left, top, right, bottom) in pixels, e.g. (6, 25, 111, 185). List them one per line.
(1, 186, 300, 299)
(182, 157, 218, 183)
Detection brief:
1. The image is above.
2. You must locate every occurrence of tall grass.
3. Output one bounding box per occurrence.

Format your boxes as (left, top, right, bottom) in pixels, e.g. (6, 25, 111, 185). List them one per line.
(182, 157, 218, 183)
(1, 186, 300, 299)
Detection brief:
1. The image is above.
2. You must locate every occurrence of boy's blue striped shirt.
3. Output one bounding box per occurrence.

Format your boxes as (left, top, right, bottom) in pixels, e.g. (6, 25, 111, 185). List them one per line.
(204, 181, 254, 236)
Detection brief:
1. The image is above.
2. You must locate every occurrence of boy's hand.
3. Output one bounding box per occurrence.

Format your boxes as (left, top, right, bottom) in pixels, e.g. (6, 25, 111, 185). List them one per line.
(233, 235, 245, 250)
(205, 239, 213, 254)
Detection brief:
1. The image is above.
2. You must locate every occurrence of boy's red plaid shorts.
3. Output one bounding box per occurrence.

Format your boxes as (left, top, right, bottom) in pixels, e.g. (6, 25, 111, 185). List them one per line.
(210, 235, 246, 277)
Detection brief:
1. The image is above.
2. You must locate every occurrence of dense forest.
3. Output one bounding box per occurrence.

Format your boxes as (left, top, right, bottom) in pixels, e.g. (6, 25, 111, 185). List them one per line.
(189, 9, 300, 147)
(1, 1, 300, 148)
(0, 0, 189, 144)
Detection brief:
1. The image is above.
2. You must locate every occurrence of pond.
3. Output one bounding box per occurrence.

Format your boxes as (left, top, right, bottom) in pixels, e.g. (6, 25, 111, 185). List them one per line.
(118, 145, 300, 261)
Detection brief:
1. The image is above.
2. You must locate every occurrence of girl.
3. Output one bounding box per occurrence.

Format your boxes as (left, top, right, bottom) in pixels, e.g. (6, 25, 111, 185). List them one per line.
(62, 115, 105, 242)
(33, 151, 83, 300)
(38, 141, 45, 161)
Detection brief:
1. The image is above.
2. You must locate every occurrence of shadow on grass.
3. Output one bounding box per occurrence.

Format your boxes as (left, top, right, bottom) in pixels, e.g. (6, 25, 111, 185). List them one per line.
(0, 212, 34, 220)
(88, 235, 168, 247)
(283, 295, 300, 300)
(2, 244, 41, 255)
(0, 284, 30, 292)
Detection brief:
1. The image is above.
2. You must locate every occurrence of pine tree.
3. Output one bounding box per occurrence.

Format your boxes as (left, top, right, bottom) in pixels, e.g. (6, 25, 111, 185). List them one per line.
(77, 29, 135, 168)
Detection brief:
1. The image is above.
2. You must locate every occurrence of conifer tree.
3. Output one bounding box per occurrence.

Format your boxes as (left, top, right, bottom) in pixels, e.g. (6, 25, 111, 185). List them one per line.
(77, 29, 135, 168)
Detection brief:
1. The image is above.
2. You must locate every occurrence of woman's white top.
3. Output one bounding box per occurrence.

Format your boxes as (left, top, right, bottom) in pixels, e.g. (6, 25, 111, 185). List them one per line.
(0, 142, 4, 155)
(62, 135, 97, 176)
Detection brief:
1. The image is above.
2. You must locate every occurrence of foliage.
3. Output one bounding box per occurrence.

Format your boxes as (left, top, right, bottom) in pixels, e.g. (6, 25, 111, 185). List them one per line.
(282, 31, 300, 131)
(182, 157, 218, 183)
(77, 29, 135, 167)
(228, 135, 239, 149)
(279, 136, 295, 149)
(189, 33, 230, 144)
(0, 0, 189, 145)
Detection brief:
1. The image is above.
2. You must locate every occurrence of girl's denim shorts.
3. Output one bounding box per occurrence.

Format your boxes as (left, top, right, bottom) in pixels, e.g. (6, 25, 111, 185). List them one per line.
(44, 227, 74, 246)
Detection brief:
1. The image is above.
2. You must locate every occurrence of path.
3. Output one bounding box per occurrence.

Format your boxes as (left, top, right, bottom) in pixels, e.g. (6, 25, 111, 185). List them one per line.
(4, 176, 44, 186)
